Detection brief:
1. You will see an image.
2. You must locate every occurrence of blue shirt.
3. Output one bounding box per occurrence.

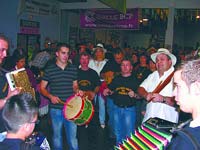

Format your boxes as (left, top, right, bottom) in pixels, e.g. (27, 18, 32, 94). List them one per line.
(168, 126, 200, 150)
(0, 138, 40, 150)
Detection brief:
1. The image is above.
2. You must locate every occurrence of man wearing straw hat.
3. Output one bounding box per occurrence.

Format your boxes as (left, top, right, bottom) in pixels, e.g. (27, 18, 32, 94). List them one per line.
(138, 48, 179, 123)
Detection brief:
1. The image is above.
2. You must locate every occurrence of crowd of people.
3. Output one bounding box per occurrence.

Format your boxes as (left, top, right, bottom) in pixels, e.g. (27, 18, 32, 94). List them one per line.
(0, 33, 200, 150)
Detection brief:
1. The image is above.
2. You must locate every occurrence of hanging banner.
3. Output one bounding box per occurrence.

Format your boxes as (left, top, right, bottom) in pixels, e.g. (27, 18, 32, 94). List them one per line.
(80, 9, 139, 30)
(20, 19, 40, 34)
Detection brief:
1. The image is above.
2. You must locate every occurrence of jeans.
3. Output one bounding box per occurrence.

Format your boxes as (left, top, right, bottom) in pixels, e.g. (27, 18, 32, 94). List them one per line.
(50, 108, 78, 150)
(106, 97, 115, 137)
(113, 105, 136, 144)
(98, 94, 106, 125)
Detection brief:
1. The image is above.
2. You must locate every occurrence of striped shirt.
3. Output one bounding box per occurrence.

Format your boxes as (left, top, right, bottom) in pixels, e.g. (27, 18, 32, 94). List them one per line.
(42, 62, 77, 109)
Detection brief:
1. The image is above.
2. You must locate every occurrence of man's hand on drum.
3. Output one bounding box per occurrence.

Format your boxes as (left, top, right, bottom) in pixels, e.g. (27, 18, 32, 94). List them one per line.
(76, 90, 95, 101)
(103, 88, 113, 96)
(84, 91, 95, 101)
(49, 95, 61, 104)
(76, 90, 84, 97)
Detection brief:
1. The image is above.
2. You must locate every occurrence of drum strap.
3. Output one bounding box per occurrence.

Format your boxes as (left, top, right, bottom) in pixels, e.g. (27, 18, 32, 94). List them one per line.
(152, 71, 175, 93)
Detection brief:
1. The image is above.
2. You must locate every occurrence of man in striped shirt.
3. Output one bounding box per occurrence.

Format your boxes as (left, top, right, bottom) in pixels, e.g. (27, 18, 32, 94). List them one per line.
(40, 43, 78, 150)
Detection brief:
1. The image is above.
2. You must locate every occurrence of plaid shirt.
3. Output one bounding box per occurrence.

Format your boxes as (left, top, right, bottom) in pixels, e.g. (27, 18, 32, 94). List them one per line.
(31, 51, 51, 68)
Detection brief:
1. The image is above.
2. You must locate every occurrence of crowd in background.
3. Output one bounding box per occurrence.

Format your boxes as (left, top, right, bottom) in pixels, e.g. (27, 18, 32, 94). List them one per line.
(1, 36, 199, 150)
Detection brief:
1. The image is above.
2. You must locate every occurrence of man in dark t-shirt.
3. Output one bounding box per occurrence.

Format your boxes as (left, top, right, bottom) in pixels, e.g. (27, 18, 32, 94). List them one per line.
(76, 52, 103, 150)
(103, 58, 140, 144)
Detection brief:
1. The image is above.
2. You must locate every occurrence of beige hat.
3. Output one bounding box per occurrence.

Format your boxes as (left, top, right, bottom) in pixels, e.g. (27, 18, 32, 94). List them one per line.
(93, 43, 107, 53)
(151, 48, 177, 66)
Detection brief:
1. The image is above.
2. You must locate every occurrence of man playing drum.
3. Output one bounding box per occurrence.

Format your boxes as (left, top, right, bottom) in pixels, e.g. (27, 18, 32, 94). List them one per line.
(40, 43, 78, 150)
(138, 48, 179, 123)
(75, 52, 103, 150)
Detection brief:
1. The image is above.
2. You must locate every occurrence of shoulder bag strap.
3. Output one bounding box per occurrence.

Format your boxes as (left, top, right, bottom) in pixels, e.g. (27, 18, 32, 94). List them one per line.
(152, 71, 175, 93)
(176, 129, 200, 150)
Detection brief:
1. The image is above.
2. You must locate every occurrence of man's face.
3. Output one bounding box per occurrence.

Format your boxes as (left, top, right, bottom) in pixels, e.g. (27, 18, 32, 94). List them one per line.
(80, 55, 89, 68)
(56, 47, 70, 64)
(0, 39, 8, 64)
(95, 48, 104, 60)
(121, 60, 132, 76)
(156, 54, 172, 73)
(173, 70, 192, 113)
(139, 55, 147, 65)
(114, 53, 124, 64)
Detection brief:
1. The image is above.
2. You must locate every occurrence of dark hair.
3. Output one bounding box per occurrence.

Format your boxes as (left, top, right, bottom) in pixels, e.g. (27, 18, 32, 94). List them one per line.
(79, 52, 90, 58)
(113, 47, 124, 55)
(15, 53, 26, 63)
(2, 93, 38, 133)
(56, 43, 70, 52)
(122, 56, 132, 63)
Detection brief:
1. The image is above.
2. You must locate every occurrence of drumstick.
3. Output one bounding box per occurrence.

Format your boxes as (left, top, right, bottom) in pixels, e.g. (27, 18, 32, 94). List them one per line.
(57, 99, 73, 108)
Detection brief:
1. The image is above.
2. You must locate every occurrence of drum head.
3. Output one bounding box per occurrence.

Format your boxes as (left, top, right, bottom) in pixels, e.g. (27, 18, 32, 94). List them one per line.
(63, 95, 83, 120)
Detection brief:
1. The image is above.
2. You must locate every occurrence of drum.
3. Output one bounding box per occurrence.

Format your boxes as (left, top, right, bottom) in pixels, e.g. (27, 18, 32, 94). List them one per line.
(63, 95, 94, 126)
(115, 123, 172, 150)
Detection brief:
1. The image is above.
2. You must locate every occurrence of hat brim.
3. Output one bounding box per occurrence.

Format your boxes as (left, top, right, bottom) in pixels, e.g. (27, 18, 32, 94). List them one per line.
(151, 52, 177, 66)
(93, 47, 107, 53)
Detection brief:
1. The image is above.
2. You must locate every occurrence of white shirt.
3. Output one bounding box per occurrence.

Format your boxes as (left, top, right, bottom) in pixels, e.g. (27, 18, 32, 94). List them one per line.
(190, 117, 200, 128)
(88, 59, 108, 76)
(140, 67, 179, 123)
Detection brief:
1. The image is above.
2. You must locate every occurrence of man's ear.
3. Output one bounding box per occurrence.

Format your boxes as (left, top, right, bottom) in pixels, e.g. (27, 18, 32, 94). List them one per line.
(21, 123, 30, 132)
(55, 51, 58, 57)
(190, 81, 200, 95)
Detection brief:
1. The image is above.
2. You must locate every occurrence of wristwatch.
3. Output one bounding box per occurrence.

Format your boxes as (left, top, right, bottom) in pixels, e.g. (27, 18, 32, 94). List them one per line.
(162, 96, 166, 103)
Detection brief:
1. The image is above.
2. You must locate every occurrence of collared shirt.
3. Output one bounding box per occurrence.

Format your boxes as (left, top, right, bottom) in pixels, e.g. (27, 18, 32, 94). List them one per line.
(140, 67, 174, 97)
(140, 67, 179, 123)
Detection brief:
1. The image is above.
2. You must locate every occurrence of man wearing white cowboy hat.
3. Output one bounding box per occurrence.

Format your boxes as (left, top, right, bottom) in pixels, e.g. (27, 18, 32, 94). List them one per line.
(138, 48, 179, 123)
(89, 43, 107, 76)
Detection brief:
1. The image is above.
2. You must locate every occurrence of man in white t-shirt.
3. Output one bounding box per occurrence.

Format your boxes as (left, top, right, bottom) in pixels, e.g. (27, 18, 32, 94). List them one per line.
(138, 48, 179, 123)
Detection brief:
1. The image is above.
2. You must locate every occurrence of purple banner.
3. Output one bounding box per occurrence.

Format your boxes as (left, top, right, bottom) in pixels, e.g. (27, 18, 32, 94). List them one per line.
(80, 9, 139, 29)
